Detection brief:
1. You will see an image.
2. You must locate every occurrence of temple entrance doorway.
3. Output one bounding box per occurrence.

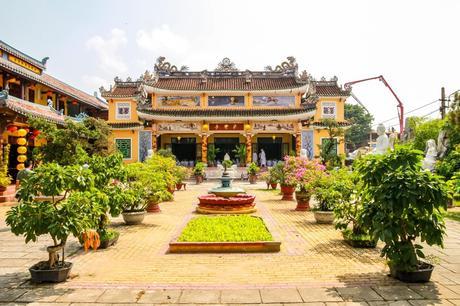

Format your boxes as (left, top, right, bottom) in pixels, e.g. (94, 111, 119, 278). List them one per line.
(214, 137, 239, 162)
(171, 137, 197, 163)
(256, 137, 283, 165)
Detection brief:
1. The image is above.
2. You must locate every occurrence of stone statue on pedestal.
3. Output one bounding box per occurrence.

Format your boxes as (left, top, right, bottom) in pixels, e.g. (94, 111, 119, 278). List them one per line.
(422, 139, 438, 171)
(224, 153, 230, 161)
(374, 124, 390, 154)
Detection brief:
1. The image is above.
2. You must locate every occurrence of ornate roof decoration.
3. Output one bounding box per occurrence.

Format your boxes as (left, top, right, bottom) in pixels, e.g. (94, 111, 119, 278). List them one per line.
(154, 56, 188, 74)
(298, 70, 312, 82)
(265, 56, 298, 75)
(200, 70, 208, 83)
(244, 70, 252, 83)
(215, 58, 238, 72)
(0, 40, 47, 70)
(312, 76, 351, 97)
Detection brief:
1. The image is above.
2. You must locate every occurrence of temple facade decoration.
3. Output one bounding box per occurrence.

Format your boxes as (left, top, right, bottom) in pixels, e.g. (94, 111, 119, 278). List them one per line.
(0, 40, 108, 180)
(102, 57, 351, 166)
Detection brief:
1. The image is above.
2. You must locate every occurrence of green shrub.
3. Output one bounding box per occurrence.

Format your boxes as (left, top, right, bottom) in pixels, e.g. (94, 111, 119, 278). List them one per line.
(193, 162, 206, 176)
(247, 162, 260, 175)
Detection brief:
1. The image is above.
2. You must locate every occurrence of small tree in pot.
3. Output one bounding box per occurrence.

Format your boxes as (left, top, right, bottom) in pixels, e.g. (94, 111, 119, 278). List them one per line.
(311, 170, 341, 224)
(193, 162, 206, 184)
(121, 182, 147, 225)
(175, 166, 191, 190)
(247, 162, 260, 184)
(6, 163, 102, 283)
(357, 147, 448, 282)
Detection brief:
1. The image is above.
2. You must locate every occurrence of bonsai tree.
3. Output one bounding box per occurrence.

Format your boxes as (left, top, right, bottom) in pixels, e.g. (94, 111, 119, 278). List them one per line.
(232, 144, 247, 166)
(6, 163, 103, 282)
(356, 147, 448, 281)
(176, 166, 191, 186)
(222, 159, 233, 172)
(207, 145, 220, 167)
(121, 182, 147, 213)
(193, 162, 206, 183)
(247, 162, 260, 184)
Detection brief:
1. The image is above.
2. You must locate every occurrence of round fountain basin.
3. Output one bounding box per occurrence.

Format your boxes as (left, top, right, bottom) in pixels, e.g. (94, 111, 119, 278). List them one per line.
(208, 186, 246, 197)
(198, 194, 255, 205)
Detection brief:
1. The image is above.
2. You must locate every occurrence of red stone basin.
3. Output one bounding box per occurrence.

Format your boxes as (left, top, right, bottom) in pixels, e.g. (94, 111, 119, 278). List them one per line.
(198, 194, 255, 205)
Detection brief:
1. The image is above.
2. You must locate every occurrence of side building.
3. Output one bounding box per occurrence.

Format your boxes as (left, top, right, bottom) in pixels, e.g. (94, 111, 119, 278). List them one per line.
(0, 40, 108, 179)
(101, 57, 350, 165)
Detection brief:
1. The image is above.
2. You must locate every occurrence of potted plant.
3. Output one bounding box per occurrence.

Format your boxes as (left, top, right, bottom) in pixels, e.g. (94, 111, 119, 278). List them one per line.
(175, 166, 190, 190)
(0, 144, 11, 192)
(207, 145, 220, 167)
(232, 144, 247, 167)
(193, 162, 205, 184)
(6, 163, 102, 283)
(268, 162, 283, 189)
(294, 157, 325, 211)
(247, 162, 260, 184)
(279, 157, 297, 201)
(311, 171, 338, 224)
(121, 182, 147, 225)
(357, 147, 448, 282)
(332, 171, 377, 248)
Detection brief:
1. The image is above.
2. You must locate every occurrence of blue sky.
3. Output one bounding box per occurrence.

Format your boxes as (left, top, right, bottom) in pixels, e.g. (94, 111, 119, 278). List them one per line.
(3, 0, 460, 129)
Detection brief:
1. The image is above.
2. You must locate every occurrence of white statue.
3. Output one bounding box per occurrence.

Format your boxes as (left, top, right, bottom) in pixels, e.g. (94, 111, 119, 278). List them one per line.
(422, 139, 438, 171)
(374, 124, 390, 154)
(252, 152, 258, 164)
(224, 153, 230, 161)
(389, 133, 397, 151)
(437, 130, 449, 158)
(147, 149, 153, 158)
(259, 149, 267, 167)
(300, 148, 308, 158)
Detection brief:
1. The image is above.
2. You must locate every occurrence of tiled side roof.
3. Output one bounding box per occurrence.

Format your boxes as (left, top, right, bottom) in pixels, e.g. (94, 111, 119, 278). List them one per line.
(101, 83, 141, 98)
(151, 77, 307, 91)
(0, 40, 46, 70)
(0, 95, 67, 125)
(0, 57, 107, 110)
(139, 107, 316, 118)
(314, 83, 350, 97)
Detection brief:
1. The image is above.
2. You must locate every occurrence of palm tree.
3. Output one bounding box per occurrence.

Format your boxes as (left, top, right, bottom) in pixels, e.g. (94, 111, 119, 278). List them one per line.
(232, 144, 247, 166)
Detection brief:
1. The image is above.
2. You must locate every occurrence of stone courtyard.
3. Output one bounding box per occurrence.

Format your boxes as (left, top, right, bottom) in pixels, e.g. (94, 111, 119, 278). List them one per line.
(0, 181, 459, 305)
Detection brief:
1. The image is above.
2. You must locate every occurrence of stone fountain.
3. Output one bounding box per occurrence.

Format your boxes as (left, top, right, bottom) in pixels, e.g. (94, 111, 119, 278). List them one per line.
(196, 164, 256, 214)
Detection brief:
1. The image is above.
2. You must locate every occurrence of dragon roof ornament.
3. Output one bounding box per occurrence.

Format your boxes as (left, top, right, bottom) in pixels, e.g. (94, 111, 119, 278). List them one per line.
(154, 56, 188, 74)
(265, 56, 298, 75)
(215, 57, 238, 72)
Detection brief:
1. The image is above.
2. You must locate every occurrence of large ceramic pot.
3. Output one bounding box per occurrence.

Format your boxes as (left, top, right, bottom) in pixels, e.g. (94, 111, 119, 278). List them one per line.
(146, 201, 161, 213)
(122, 210, 146, 225)
(270, 182, 278, 190)
(0, 186, 7, 192)
(176, 183, 184, 191)
(295, 190, 311, 211)
(280, 185, 295, 201)
(167, 186, 175, 194)
(249, 174, 257, 184)
(29, 261, 73, 283)
(314, 211, 334, 224)
(99, 231, 120, 249)
(195, 175, 204, 184)
(389, 262, 434, 283)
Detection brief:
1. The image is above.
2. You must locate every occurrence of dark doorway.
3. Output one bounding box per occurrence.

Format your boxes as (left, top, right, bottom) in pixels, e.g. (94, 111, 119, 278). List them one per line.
(257, 137, 283, 162)
(214, 137, 239, 161)
(171, 137, 196, 162)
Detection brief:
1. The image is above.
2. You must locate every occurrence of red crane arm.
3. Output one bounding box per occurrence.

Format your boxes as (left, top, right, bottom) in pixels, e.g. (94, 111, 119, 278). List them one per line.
(344, 75, 404, 135)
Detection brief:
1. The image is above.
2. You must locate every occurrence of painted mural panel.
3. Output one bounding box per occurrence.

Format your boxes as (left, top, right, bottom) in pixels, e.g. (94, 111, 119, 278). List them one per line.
(253, 96, 295, 107)
(208, 96, 244, 107)
(138, 131, 152, 162)
(253, 122, 294, 132)
(158, 96, 200, 107)
(158, 122, 199, 132)
(301, 130, 314, 160)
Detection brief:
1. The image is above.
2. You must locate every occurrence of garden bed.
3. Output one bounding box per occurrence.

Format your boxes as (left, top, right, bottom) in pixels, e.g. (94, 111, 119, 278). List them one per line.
(169, 215, 281, 253)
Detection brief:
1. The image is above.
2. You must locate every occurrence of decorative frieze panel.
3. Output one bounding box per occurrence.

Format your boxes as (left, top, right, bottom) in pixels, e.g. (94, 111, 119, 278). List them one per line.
(253, 96, 295, 107)
(301, 130, 314, 159)
(158, 96, 200, 107)
(210, 123, 244, 131)
(253, 122, 295, 132)
(208, 96, 244, 107)
(158, 122, 199, 132)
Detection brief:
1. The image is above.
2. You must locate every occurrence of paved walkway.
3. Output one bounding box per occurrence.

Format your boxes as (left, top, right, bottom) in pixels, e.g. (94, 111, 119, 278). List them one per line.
(0, 181, 459, 305)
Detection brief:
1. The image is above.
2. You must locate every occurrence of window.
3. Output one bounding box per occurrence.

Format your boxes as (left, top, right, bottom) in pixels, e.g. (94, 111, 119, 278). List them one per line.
(115, 138, 132, 159)
(321, 102, 336, 119)
(321, 138, 338, 156)
(116, 102, 131, 120)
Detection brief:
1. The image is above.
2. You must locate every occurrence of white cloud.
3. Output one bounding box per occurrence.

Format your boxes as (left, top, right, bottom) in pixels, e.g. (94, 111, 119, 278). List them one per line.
(136, 25, 189, 56)
(82, 75, 110, 92)
(86, 28, 128, 74)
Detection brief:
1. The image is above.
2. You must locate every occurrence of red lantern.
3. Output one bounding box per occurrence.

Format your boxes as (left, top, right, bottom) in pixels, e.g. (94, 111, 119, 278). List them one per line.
(72, 100, 78, 105)
(32, 130, 41, 136)
(7, 125, 18, 133)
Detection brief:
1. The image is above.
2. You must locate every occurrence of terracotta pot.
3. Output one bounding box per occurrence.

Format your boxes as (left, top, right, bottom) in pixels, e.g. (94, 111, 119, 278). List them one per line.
(280, 185, 295, 201)
(249, 174, 257, 184)
(122, 210, 145, 225)
(167, 186, 175, 194)
(146, 201, 161, 213)
(0, 186, 7, 192)
(270, 183, 278, 190)
(195, 175, 203, 184)
(176, 183, 184, 190)
(295, 191, 311, 211)
(314, 211, 334, 224)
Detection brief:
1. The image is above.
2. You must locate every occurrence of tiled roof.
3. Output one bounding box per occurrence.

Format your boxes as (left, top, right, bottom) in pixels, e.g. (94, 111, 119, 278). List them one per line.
(0, 94, 67, 125)
(138, 107, 316, 121)
(101, 83, 141, 98)
(0, 40, 46, 70)
(314, 82, 350, 97)
(0, 57, 108, 110)
(151, 77, 307, 91)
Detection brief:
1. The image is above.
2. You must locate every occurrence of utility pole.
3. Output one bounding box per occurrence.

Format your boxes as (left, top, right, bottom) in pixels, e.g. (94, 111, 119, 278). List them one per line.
(440, 87, 447, 119)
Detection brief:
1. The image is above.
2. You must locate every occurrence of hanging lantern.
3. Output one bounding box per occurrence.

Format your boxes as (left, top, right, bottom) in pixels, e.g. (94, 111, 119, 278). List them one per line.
(32, 130, 41, 136)
(16, 138, 27, 146)
(72, 100, 78, 105)
(17, 146, 27, 154)
(7, 125, 17, 133)
(202, 123, 209, 131)
(17, 128, 27, 137)
(244, 123, 251, 131)
(16, 163, 25, 171)
(17, 155, 27, 163)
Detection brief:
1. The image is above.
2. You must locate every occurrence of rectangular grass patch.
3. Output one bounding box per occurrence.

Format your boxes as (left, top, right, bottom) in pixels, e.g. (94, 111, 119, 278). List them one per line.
(178, 215, 273, 242)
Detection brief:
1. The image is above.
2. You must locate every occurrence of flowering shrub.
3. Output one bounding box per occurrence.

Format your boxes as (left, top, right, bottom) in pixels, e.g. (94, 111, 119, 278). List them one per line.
(281, 156, 325, 190)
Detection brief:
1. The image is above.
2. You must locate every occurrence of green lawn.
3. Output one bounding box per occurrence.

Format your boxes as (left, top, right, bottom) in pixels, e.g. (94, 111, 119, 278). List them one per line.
(178, 215, 274, 242)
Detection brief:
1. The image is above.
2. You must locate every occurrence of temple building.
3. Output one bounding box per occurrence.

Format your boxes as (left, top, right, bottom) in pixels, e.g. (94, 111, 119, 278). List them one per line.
(0, 40, 108, 178)
(101, 57, 350, 166)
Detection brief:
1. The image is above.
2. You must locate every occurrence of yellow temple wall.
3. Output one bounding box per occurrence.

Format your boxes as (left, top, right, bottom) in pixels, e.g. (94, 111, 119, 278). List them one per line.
(313, 97, 345, 121)
(109, 129, 139, 163)
(108, 98, 139, 122)
(313, 128, 345, 157)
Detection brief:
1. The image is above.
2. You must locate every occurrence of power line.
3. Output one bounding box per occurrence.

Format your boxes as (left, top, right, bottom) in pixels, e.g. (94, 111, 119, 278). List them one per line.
(372, 99, 439, 126)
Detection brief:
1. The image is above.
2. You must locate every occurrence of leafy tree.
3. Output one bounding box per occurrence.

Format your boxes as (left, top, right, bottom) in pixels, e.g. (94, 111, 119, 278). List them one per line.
(28, 117, 111, 165)
(318, 119, 344, 168)
(411, 118, 445, 151)
(344, 104, 374, 151)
